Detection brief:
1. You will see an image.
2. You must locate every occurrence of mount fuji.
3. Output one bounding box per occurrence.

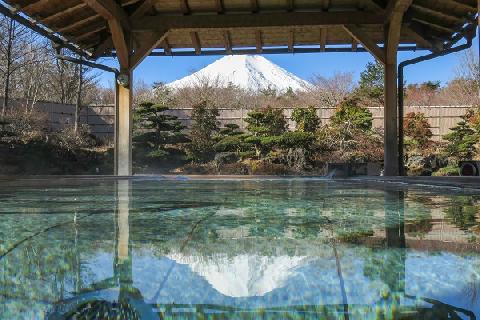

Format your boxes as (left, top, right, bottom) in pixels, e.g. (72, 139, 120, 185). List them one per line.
(167, 55, 311, 93)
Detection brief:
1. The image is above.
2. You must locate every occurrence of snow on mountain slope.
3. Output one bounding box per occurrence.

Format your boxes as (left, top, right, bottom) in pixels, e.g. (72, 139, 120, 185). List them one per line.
(167, 55, 311, 93)
(168, 253, 309, 297)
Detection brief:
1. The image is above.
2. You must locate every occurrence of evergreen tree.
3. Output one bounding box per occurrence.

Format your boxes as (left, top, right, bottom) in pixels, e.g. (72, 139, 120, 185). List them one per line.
(442, 113, 478, 160)
(133, 102, 188, 161)
(358, 61, 384, 100)
(291, 107, 320, 133)
(245, 107, 287, 137)
(403, 112, 433, 149)
(330, 97, 373, 133)
(187, 99, 219, 162)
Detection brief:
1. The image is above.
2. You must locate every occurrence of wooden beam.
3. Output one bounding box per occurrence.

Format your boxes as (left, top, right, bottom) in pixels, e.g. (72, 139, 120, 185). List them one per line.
(410, 4, 464, 25)
(133, 12, 385, 31)
(343, 24, 385, 63)
(162, 37, 172, 55)
(385, 0, 413, 24)
(180, 0, 190, 14)
(288, 29, 294, 52)
(250, 0, 259, 13)
(93, 37, 113, 57)
(357, 0, 366, 10)
(76, 25, 107, 41)
(130, 31, 167, 68)
(320, 27, 327, 51)
(322, 0, 330, 11)
(131, 0, 152, 19)
(109, 18, 129, 69)
(190, 31, 201, 54)
(21, 0, 50, 15)
(57, 14, 101, 34)
(286, 0, 294, 12)
(215, 0, 224, 14)
(92, 0, 153, 59)
(351, 38, 358, 51)
(42, 3, 88, 24)
(255, 30, 262, 53)
(223, 30, 232, 53)
(385, 0, 412, 62)
(83, 0, 131, 31)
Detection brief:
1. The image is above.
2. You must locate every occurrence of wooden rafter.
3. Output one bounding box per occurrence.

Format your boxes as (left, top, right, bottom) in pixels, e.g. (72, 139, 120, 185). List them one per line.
(162, 37, 172, 55)
(133, 12, 385, 31)
(57, 14, 101, 34)
(288, 29, 294, 52)
(223, 30, 232, 53)
(286, 0, 294, 12)
(41, 3, 88, 24)
(322, 0, 330, 11)
(250, 0, 259, 13)
(255, 30, 262, 53)
(180, 0, 190, 14)
(319, 27, 327, 51)
(91, 0, 154, 60)
(343, 24, 385, 63)
(357, 0, 366, 10)
(131, 31, 167, 68)
(22, 0, 54, 15)
(351, 38, 358, 51)
(82, 0, 130, 31)
(215, 0, 224, 14)
(190, 31, 201, 54)
(131, 0, 152, 19)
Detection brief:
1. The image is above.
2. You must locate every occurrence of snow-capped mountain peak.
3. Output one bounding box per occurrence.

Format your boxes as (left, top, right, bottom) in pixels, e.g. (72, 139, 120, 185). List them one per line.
(167, 55, 311, 93)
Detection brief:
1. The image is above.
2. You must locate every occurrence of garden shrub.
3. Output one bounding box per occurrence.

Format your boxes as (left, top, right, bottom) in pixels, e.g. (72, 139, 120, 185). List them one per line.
(403, 112, 433, 150)
(291, 107, 320, 132)
(278, 131, 315, 150)
(442, 112, 478, 161)
(186, 99, 219, 163)
(330, 97, 373, 133)
(432, 165, 459, 176)
(245, 107, 287, 137)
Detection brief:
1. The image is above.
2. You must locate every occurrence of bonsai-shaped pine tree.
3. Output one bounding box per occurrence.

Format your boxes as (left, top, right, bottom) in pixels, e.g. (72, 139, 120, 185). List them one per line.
(133, 102, 188, 162)
(187, 99, 219, 163)
(442, 112, 478, 161)
(291, 106, 320, 133)
(245, 107, 287, 137)
(244, 107, 287, 156)
(330, 97, 373, 134)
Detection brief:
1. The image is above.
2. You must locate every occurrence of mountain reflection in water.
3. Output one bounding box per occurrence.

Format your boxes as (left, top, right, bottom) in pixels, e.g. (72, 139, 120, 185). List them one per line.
(0, 179, 479, 319)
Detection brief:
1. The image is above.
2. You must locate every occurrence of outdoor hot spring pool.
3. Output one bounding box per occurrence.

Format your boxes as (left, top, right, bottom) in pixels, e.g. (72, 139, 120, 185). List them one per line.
(1, 178, 480, 319)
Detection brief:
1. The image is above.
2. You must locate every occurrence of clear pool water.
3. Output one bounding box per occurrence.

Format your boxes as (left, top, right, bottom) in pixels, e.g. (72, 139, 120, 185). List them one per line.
(1, 178, 480, 319)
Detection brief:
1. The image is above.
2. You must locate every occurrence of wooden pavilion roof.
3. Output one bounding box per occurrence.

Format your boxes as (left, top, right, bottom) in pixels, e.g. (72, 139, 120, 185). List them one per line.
(1, 0, 478, 60)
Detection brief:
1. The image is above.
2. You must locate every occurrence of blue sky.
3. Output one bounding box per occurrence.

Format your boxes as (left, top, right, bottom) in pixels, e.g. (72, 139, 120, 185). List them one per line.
(97, 33, 479, 88)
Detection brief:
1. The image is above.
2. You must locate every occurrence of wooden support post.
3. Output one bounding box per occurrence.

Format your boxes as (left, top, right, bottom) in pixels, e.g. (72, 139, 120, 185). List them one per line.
(115, 70, 133, 176)
(383, 0, 411, 176)
(384, 60, 398, 176)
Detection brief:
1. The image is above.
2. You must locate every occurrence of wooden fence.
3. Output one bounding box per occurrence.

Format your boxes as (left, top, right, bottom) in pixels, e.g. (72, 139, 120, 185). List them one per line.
(3, 98, 472, 141)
